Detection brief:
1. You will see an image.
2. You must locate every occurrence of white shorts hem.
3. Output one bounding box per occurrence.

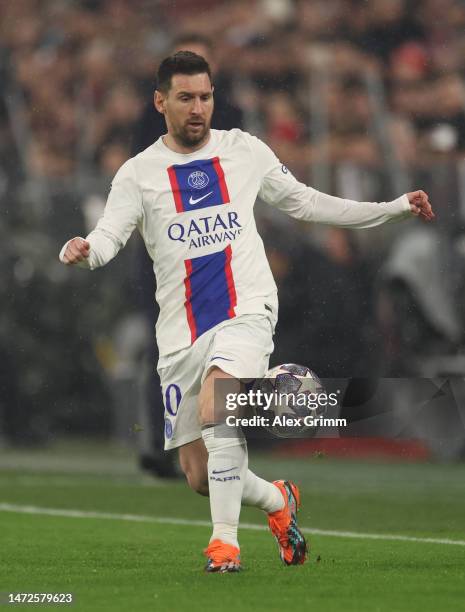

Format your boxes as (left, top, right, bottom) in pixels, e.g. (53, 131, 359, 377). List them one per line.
(164, 431, 202, 451)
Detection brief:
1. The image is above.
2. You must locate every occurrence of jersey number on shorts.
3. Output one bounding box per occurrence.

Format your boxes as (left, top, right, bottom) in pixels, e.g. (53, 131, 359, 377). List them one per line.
(164, 383, 182, 416)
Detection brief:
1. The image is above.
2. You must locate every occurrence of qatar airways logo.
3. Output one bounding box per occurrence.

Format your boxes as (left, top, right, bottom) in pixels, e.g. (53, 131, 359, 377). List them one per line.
(167, 211, 243, 249)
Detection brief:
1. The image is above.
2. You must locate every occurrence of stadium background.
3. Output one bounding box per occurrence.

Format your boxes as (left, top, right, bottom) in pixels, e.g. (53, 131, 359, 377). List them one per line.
(1, 0, 464, 457)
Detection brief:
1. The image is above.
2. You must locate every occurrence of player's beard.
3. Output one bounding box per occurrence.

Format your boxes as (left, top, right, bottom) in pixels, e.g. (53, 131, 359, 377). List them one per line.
(174, 117, 210, 148)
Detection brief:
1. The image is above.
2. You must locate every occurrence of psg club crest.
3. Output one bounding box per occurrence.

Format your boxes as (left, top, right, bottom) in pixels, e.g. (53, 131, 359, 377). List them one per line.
(164, 417, 173, 439)
(188, 170, 209, 190)
(168, 157, 230, 213)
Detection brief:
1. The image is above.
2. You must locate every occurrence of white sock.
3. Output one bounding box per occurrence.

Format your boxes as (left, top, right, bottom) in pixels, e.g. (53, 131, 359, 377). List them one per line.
(242, 470, 284, 513)
(202, 424, 248, 549)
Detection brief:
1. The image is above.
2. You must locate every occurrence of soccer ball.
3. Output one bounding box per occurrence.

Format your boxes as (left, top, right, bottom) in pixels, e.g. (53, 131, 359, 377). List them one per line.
(252, 363, 326, 438)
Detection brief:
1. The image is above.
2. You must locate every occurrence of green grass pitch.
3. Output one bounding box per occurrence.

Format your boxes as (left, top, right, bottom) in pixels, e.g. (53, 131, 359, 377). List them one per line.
(1, 444, 464, 611)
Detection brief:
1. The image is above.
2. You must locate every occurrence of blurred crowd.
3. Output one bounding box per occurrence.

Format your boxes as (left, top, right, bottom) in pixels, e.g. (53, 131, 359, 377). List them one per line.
(2, 0, 465, 179)
(1, 0, 465, 444)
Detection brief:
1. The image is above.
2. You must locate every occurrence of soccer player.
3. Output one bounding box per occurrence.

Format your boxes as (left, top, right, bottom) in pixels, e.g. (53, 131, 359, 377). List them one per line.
(59, 52, 434, 573)
(132, 33, 243, 480)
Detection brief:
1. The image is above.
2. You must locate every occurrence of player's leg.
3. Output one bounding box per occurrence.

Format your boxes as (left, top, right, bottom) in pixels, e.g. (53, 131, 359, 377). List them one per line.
(201, 315, 307, 566)
(177, 414, 307, 567)
(199, 366, 245, 571)
(178, 438, 208, 496)
(166, 315, 307, 568)
(242, 470, 283, 511)
(158, 333, 271, 571)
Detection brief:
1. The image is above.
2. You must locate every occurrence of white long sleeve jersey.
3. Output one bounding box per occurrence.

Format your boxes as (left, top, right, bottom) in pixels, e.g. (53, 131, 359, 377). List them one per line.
(61, 129, 411, 357)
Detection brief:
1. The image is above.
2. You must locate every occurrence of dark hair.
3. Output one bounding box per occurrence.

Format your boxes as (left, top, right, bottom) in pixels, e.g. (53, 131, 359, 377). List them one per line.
(156, 51, 212, 92)
(172, 33, 213, 53)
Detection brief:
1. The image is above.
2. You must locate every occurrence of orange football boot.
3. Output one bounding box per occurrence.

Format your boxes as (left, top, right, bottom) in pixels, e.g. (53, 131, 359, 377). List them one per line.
(204, 539, 241, 573)
(267, 480, 308, 565)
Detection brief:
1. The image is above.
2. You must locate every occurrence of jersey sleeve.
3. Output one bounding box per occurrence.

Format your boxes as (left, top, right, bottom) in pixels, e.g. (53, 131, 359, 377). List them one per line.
(59, 159, 143, 270)
(248, 134, 412, 228)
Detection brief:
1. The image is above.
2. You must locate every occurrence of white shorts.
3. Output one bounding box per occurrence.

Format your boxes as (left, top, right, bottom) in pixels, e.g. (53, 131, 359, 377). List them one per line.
(157, 314, 274, 450)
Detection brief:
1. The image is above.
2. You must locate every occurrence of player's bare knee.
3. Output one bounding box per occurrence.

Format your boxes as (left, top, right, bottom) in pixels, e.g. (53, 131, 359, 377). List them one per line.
(198, 367, 239, 426)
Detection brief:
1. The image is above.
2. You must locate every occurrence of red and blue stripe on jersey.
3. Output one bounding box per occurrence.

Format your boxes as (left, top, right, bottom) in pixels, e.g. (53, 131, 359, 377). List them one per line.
(184, 244, 237, 344)
(167, 157, 236, 343)
(167, 157, 230, 213)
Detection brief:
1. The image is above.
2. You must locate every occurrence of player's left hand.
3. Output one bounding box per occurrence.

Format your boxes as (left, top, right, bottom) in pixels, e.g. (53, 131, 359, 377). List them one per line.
(407, 190, 435, 221)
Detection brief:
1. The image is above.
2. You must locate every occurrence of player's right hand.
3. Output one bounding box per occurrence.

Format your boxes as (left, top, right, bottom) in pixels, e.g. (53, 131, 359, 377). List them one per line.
(406, 190, 435, 221)
(61, 237, 90, 265)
